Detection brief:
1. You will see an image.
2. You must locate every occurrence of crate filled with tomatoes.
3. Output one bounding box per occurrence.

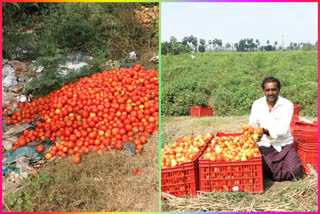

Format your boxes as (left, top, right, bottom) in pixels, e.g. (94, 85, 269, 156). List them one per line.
(198, 125, 264, 194)
(161, 133, 213, 197)
(291, 119, 318, 174)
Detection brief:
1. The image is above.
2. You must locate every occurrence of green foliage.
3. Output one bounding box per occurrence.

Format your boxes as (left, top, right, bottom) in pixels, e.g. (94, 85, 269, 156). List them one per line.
(162, 51, 318, 117)
(3, 3, 158, 60)
(4, 172, 54, 212)
(2, 3, 48, 60)
(162, 41, 190, 55)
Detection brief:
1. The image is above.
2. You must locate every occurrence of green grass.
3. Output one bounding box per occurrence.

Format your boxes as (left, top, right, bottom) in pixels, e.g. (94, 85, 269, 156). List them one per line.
(162, 51, 318, 117)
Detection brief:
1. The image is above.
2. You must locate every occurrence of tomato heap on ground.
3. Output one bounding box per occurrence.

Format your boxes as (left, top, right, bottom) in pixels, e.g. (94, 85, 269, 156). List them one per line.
(161, 134, 212, 168)
(203, 125, 262, 162)
(6, 65, 159, 163)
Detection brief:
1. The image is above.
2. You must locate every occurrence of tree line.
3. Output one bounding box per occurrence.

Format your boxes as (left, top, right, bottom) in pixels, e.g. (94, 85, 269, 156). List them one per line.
(162, 35, 318, 55)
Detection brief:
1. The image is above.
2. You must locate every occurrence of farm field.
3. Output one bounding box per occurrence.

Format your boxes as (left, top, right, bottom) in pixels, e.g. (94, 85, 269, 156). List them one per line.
(161, 50, 318, 212)
(161, 116, 318, 212)
(161, 51, 318, 117)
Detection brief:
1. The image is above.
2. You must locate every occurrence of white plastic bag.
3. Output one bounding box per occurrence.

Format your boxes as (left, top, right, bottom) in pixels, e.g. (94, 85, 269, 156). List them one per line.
(128, 51, 137, 61)
(3, 74, 18, 88)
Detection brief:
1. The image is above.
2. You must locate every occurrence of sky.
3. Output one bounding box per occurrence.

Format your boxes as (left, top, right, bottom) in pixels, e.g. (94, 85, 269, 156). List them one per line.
(161, 3, 318, 47)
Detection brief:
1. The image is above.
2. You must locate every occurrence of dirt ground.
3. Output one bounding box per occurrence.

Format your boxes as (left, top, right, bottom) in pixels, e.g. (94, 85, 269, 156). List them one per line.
(161, 116, 318, 212)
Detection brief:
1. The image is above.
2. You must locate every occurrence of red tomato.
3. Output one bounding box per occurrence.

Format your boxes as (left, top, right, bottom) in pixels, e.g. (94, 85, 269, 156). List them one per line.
(134, 169, 141, 176)
(36, 145, 45, 153)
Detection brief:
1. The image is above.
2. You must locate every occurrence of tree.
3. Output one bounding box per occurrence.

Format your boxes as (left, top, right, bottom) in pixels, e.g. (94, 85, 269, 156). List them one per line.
(186, 35, 198, 52)
(225, 43, 231, 50)
(200, 39, 205, 46)
(234, 43, 239, 52)
(266, 40, 270, 45)
(214, 39, 222, 51)
(191, 36, 198, 52)
(161, 41, 170, 55)
(255, 39, 260, 51)
(238, 39, 246, 52)
(169, 36, 177, 43)
(274, 41, 278, 51)
(208, 40, 212, 51)
(248, 38, 255, 51)
(199, 38, 206, 52)
(182, 37, 188, 46)
(293, 42, 297, 50)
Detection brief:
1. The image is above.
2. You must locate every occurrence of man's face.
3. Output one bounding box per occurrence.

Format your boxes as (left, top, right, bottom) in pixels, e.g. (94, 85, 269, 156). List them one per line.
(263, 82, 280, 103)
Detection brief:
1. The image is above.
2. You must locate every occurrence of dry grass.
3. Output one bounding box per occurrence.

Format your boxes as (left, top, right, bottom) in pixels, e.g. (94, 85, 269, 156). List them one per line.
(4, 134, 159, 212)
(136, 47, 159, 71)
(161, 116, 318, 212)
(161, 115, 248, 147)
(162, 174, 318, 212)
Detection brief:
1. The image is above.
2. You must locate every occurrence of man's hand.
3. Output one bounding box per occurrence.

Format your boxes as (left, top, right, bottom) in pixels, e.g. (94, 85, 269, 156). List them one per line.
(263, 128, 270, 136)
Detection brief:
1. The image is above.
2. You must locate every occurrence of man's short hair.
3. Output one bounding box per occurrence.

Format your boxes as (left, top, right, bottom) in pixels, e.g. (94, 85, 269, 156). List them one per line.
(261, 76, 281, 90)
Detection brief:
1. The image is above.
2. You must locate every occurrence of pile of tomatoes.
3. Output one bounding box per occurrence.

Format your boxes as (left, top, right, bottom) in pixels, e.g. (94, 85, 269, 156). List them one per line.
(202, 125, 262, 162)
(161, 134, 213, 168)
(6, 65, 159, 163)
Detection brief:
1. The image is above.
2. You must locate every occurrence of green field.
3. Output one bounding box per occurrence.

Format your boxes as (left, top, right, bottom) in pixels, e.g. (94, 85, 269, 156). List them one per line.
(161, 51, 318, 117)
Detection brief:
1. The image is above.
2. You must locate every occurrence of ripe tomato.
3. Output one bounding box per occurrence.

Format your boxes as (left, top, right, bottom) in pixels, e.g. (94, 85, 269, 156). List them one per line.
(36, 145, 44, 153)
(134, 169, 141, 176)
(45, 153, 52, 160)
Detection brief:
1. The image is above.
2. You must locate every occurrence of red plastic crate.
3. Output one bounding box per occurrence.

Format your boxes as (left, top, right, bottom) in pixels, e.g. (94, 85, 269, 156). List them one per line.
(191, 107, 202, 117)
(198, 132, 264, 194)
(293, 104, 300, 116)
(191, 107, 213, 117)
(294, 142, 318, 174)
(161, 160, 200, 197)
(161, 135, 213, 197)
(294, 137, 318, 147)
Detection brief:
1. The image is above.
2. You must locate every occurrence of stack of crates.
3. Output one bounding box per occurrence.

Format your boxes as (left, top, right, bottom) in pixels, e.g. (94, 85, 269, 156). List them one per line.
(293, 104, 300, 116)
(191, 107, 213, 117)
(291, 120, 318, 174)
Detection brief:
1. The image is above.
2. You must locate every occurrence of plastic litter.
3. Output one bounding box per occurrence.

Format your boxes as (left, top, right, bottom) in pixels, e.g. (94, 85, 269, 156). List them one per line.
(58, 62, 89, 75)
(2, 65, 14, 78)
(2, 166, 20, 176)
(119, 62, 135, 68)
(2, 91, 19, 106)
(3, 122, 33, 137)
(16, 157, 34, 178)
(128, 51, 137, 61)
(122, 143, 136, 157)
(18, 95, 27, 103)
(34, 65, 44, 73)
(149, 55, 159, 64)
(2, 136, 18, 152)
(4, 147, 42, 166)
(3, 74, 18, 88)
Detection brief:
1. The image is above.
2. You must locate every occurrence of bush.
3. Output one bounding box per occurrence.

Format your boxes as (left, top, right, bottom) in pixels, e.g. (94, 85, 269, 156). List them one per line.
(3, 3, 158, 60)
